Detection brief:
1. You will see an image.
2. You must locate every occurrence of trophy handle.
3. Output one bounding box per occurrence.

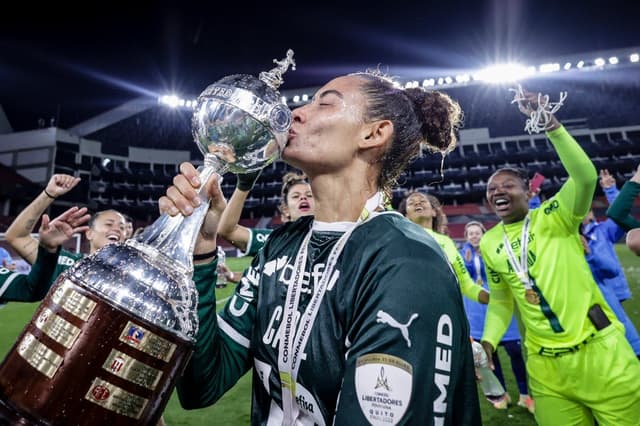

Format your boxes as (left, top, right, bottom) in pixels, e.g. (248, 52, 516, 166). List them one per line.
(133, 154, 227, 275)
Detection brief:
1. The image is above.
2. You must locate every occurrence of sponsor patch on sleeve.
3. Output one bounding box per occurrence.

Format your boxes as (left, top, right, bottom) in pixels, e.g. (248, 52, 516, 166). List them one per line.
(355, 353, 412, 425)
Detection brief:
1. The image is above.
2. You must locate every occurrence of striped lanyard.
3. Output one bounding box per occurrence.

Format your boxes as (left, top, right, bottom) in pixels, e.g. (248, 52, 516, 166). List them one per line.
(502, 214, 532, 290)
(278, 191, 388, 425)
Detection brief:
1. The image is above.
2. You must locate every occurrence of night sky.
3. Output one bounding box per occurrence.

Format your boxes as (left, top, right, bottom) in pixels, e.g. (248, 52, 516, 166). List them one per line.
(1, 0, 638, 131)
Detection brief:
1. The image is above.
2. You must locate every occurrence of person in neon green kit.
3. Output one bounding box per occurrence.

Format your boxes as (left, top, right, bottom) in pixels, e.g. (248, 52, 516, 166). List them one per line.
(480, 87, 640, 425)
(399, 191, 489, 305)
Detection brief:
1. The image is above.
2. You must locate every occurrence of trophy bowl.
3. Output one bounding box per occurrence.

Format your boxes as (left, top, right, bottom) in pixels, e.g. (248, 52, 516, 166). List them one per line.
(192, 51, 295, 174)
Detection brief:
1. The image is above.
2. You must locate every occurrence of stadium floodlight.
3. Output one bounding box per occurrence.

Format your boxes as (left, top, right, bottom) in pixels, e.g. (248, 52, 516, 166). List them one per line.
(473, 63, 534, 84)
(539, 63, 560, 73)
(302, 94, 309, 101)
(608, 56, 619, 65)
(159, 94, 180, 108)
(293, 95, 300, 103)
(437, 77, 444, 85)
(563, 62, 572, 70)
(577, 60, 585, 68)
(455, 74, 470, 83)
(594, 57, 606, 66)
(281, 96, 287, 103)
(102, 158, 111, 167)
(444, 76, 453, 84)
(422, 78, 435, 87)
(630, 53, 639, 63)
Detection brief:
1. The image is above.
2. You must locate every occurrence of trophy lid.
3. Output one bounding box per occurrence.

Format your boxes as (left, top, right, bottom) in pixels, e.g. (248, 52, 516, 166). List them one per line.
(259, 49, 296, 90)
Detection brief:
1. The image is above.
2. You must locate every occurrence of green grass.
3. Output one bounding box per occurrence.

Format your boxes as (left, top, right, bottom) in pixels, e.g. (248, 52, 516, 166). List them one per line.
(1, 249, 638, 424)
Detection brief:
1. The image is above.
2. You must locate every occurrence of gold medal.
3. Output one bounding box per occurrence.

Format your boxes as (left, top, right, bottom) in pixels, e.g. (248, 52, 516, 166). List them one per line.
(525, 289, 540, 305)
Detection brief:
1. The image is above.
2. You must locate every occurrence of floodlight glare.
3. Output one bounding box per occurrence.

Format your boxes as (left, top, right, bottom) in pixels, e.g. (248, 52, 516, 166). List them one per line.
(594, 58, 606, 66)
(161, 95, 180, 108)
(630, 53, 639, 63)
(563, 62, 572, 70)
(539, 63, 560, 73)
(302, 94, 309, 101)
(474, 63, 533, 83)
(577, 60, 585, 68)
(293, 95, 300, 102)
(608, 56, 619, 65)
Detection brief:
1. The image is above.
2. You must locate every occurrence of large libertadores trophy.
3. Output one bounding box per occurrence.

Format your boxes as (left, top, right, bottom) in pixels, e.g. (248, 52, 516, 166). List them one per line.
(0, 50, 295, 425)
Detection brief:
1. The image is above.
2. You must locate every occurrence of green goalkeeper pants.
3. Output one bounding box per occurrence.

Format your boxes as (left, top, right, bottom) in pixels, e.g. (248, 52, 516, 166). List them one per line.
(527, 325, 640, 426)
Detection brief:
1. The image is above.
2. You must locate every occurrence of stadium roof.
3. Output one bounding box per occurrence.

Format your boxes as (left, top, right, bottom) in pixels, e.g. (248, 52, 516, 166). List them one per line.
(1, 0, 639, 133)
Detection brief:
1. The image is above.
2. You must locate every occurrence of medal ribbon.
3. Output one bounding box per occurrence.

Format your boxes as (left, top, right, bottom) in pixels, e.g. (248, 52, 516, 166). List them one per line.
(278, 191, 392, 425)
(502, 214, 532, 291)
(502, 215, 565, 330)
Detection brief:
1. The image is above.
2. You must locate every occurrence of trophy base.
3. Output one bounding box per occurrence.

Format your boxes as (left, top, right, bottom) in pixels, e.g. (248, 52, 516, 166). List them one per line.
(0, 396, 48, 425)
(0, 276, 192, 426)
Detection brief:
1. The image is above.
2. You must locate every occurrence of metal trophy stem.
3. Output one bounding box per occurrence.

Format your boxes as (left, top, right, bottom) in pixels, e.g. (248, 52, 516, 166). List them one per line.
(133, 153, 225, 280)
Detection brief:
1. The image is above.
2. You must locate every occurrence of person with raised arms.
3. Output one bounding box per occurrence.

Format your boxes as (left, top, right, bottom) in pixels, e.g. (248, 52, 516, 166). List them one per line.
(480, 87, 640, 425)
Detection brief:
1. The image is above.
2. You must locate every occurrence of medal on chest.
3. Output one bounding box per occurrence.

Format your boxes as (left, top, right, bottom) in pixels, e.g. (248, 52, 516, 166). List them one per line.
(502, 215, 540, 305)
(524, 288, 540, 305)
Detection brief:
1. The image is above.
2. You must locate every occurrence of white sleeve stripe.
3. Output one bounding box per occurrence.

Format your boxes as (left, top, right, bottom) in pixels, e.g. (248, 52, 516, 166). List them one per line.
(237, 229, 254, 257)
(0, 273, 20, 298)
(217, 314, 250, 348)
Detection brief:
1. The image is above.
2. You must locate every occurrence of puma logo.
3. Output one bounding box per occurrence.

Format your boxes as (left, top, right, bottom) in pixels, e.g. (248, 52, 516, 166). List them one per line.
(376, 310, 419, 348)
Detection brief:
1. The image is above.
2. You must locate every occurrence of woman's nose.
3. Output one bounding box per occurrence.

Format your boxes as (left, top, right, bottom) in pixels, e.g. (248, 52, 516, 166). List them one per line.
(291, 104, 307, 122)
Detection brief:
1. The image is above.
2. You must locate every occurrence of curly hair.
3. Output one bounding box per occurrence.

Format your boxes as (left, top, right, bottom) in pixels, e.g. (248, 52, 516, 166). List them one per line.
(353, 72, 463, 193)
(278, 171, 310, 218)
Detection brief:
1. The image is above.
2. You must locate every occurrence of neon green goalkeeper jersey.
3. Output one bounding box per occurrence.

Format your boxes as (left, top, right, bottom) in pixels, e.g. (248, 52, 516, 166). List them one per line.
(481, 126, 621, 352)
(424, 228, 483, 303)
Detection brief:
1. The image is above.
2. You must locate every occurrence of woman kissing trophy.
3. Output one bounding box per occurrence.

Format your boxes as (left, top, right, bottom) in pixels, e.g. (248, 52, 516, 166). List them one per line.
(0, 50, 296, 425)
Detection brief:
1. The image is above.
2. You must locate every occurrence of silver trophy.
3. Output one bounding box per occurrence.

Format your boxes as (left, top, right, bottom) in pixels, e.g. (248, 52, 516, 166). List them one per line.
(0, 50, 296, 425)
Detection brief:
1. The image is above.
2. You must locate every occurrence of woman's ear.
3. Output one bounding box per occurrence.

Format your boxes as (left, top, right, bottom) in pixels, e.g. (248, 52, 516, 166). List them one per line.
(360, 120, 393, 149)
(280, 205, 291, 222)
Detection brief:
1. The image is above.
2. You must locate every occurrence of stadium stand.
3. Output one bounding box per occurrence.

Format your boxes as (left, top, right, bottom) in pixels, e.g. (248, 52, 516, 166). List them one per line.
(1, 67, 639, 243)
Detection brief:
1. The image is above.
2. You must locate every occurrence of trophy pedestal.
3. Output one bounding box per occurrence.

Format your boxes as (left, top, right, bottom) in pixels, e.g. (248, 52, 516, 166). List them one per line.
(0, 276, 193, 425)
